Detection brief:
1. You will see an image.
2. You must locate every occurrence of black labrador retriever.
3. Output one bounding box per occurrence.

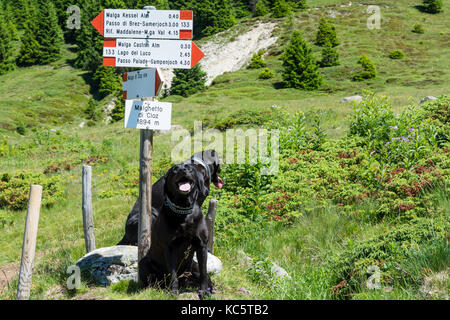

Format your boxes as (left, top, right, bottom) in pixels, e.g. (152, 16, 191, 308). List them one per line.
(118, 150, 223, 246)
(138, 163, 212, 298)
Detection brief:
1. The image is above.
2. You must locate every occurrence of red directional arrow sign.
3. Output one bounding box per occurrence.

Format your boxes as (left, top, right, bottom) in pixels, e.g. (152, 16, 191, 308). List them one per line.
(102, 38, 204, 69)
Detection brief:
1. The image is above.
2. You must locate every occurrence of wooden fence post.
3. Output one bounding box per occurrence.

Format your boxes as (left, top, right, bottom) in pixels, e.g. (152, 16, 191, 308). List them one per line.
(206, 198, 218, 253)
(82, 165, 96, 253)
(16, 185, 43, 300)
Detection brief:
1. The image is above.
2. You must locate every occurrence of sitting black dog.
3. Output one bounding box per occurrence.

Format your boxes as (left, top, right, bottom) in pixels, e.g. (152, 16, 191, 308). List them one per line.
(138, 163, 212, 298)
(118, 150, 223, 246)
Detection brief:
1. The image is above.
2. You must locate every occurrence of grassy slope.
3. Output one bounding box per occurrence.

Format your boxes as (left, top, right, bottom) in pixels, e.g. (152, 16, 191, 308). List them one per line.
(0, 0, 449, 299)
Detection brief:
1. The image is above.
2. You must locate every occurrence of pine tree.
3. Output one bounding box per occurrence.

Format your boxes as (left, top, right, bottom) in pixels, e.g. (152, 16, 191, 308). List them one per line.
(272, 0, 292, 18)
(35, 1, 64, 64)
(320, 40, 340, 67)
(170, 0, 236, 38)
(281, 31, 322, 90)
(422, 0, 443, 13)
(0, 8, 15, 75)
(315, 17, 339, 47)
(74, 0, 103, 71)
(254, 0, 269, 17)
(288, 0, 307, 10)
(17, 4, 41, 67)
(170, 64, 207, 97)
(93, 66, 122, 98)
(352, 55, 377, 81)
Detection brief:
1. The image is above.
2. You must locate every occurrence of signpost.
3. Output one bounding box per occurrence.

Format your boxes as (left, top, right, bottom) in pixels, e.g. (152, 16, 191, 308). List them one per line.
(91, 6, 205, 288)
(102, 38, 204, 69)
(124, 100, 172, 130)
(91, 9, 194, 39)
(123, 68, 162, 100)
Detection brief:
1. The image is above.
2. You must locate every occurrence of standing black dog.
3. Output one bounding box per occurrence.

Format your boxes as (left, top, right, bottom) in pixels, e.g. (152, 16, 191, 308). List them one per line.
(138, 163, 212, 298)
(118, 150, 223, 246)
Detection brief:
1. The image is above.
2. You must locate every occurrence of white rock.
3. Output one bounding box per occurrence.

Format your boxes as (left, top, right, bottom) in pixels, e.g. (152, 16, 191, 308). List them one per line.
(193, 252, 223, 274)
(341, 95, 363, 103)
(76, 246, 222, 286)
(420, 96, 437, 103)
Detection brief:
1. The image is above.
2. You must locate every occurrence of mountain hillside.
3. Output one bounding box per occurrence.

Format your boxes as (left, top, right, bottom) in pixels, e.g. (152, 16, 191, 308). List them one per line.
(0, 0, 448, 301)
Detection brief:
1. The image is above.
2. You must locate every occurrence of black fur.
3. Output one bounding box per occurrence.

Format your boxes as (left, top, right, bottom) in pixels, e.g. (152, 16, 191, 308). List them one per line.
(118, 150, 221, 246)
(138, 163, 212, 299)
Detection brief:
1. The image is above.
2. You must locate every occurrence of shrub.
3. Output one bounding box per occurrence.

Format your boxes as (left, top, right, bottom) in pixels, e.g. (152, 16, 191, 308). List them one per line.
(247, 51, 267, 69)
(320, 41, 340, 67)
(0, 171, 64, 210)
(331, 216, 449, 297)
(84, 99, 102, 122)
(412, 24, 425, 34)
(315, 17, 339, 47)
(352, 55, 377, 81)
(389, 50, 405, 60)
(258, 68, 275, 79)
(422, 0, 443, 13)
(170, 64, 207, 97)
(281, 31, 322, 90)
(16, 121, 26, 136)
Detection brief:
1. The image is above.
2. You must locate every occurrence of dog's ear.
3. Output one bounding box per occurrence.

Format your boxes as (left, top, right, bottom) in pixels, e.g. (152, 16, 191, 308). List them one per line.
(195, 170, 209, 199)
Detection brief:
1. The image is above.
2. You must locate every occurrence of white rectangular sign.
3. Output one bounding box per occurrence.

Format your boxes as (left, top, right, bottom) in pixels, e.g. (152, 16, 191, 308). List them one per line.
(103, 39, 203, 69)
(124, 100, 172, 130)
(102, 9, 193, 39)
(123, 68, 162, 100)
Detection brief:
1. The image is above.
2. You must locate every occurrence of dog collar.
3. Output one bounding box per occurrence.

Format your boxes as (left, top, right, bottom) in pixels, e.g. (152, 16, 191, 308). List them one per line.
(188, 157, 211, 185)
(164, 197, 194, 215)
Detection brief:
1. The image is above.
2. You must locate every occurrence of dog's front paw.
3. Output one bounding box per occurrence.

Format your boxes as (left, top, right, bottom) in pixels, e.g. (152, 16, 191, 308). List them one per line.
(198, 288, 211, 300)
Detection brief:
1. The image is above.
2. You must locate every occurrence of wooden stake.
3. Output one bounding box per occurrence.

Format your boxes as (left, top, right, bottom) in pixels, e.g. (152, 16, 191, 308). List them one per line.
(82, 165, 96, 253)
(16, 185, 42, 300)
(138, 128, 153, 287)
(206, 198, 218, 253)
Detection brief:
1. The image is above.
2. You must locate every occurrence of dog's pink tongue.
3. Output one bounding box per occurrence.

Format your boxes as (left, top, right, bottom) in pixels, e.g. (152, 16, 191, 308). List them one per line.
(179, 182, 191, 192)
(214, 177, 224, 189)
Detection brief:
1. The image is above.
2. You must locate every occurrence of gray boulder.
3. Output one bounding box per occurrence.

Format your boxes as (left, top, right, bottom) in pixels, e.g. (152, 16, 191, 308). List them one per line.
(341, 95, 363, 103)
(76, 246, 138, 286)
(420, 96, 437, 103)
(76, 246, 222, 286)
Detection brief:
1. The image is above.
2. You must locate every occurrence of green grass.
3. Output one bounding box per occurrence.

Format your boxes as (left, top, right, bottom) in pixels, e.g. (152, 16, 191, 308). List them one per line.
(0, 0, 449, 300)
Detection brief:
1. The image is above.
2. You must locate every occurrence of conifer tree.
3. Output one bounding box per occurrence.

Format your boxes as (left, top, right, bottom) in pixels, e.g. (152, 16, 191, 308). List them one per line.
(315, 17, 339, 47)
(281, 31, 322, 90)
(170, 64, 207, 97)
(352, 55, 377, 81)
(422, 0, 443, 14)
(0, 8, 15, 75)
(17, 4, 41, 67)
(74, 0, 103, 71)
(35, 1, 64, 64)
(320, 40, 340, 67)
(93, 66, 122, 98)
(272, 0, 292, 18)
(254, 0, 269, 17)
